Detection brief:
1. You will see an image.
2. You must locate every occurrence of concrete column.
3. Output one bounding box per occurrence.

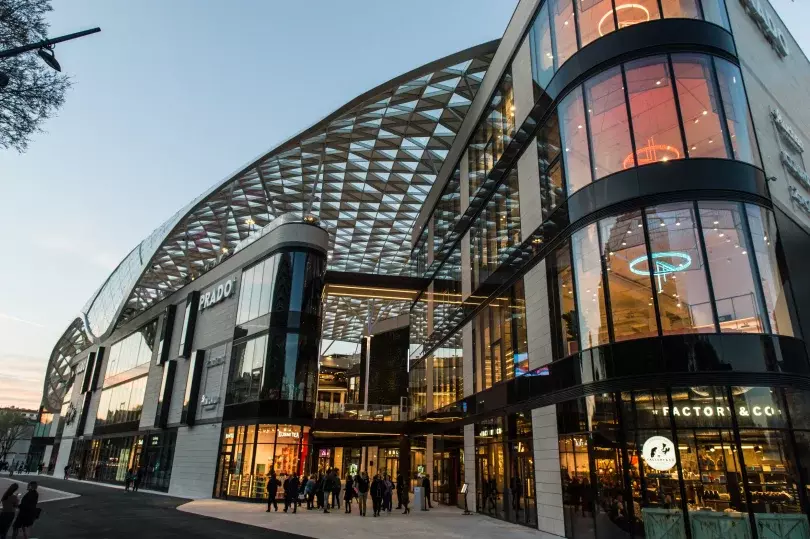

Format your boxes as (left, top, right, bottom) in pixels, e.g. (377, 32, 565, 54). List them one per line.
(169, 423, 222, 499)
(426, 434, 434, 482)
(517, 139, 542, 240)
(53, 438, 73, 477)
(532, 405, 565, 538)
(464, 424, 477, 512)
(525, 260, 553, 370)
(462, 322, 474, 398)
(512, 33, 535, 129)
(460, 149, 470, 213)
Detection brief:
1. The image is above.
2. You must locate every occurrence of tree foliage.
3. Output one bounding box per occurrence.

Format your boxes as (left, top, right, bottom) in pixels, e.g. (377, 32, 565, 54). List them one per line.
(0, 409, 31, 461)
(0, 0, 70, 152)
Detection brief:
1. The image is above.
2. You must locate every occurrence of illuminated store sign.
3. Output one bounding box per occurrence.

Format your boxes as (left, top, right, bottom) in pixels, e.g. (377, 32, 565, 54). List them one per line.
(199, 278, 236, 311)
(771, 108, 804, 154)
(740, 0, 789, 58)
(629, 251, 692, 293)
(277, 430, 300, 439)
(656, 405, 781, 417)
(642, 436, 677, 471)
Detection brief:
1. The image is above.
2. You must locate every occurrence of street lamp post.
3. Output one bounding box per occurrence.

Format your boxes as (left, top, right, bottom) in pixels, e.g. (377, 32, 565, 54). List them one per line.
(0, 27, 100, 87)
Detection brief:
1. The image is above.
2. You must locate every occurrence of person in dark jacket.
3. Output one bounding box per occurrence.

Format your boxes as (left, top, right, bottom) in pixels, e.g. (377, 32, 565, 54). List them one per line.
(344, 475, 355, 513)
(266, 471, 279, 512)
(284, 474, 300, 513)
(133, 467, 144, 492)
(400, 482, 410, 515)
(330, 470, 341, 509)
(421, 474, 433, 509)
(318, 473, 329, 513)
(382, 474, 393, 512)
(370, 474, 384, 517)
(11, 482, 38, 539)
(298, 476, 308, 510)
(356, 471, 369, 516)
(124, 468, 133, 492)
(1, 483, 19, 539)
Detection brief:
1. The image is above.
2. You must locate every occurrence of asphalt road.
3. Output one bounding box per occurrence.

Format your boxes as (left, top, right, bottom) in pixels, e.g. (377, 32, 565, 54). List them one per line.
(0, 475, 313, 539)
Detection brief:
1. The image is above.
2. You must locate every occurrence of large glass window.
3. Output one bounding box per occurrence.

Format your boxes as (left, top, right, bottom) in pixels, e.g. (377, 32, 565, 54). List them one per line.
(577, 0, 615, 47)
(538, 115, 563, 221)
(572, 224, 609, 349)
(551, 0, 577, 69)
(625, 56, 684, 168)
(645, 202, 713, 334)
(553, 243, 578, 358)
(672, 53, 728, 159)
(585, 66, 633, 179)
(105, 320, 158, 379)
(715, 58, 760, 167)
(433, 333, 463, 410)
(560, 87, 592, 195)
(746, 205, 794, 336)
(616, 0, 660, 30)
(529, 1, 554, 92)
(698, 201, 765, 333)
(600, 211, 657, 341)
(95, 376, 147, 426)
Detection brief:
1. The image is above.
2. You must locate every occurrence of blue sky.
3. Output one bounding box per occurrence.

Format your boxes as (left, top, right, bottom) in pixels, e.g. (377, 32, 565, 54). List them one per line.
(1, 0, 808, 409)
(0, 0, 517, 408)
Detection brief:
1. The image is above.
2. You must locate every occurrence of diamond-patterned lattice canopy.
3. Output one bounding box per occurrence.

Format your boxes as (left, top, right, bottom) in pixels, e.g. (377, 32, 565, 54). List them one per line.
(41, 41, 497, 412)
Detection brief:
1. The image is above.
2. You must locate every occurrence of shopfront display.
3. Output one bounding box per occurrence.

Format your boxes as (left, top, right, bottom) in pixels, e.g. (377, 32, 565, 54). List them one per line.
(557, 386, 810, 539)
(215, 423, 310, 500)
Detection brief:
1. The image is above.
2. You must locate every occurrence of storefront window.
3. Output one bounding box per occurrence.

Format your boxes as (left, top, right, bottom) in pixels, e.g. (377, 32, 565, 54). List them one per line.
(476, 417, 507, 520)
(731, 387, 787, 429)
(645, 203, 714, 334)
(572, 224, 609, 349)
(553, 243, 578, 358)
(560, 86, 592, 195)
(551, 0, 577, 69)
(529, 1, 554, 92)
(600, 211, 657, 342)
(578, 0, 615, 47)
(739, 429, 803, 516)
(538, 116, 564, 221)
(699, 201, 766, 334)
(701, 0, 730, 29)
(715, 58, 760, 167)
(672, 54, 728, 159)
(434, 333, 463, 410)
(746, 205, 794, 336)
(625, 56, 684, 169)
(616, 0, 660, 30)
(661, 0, 701, 18)
(585, 66, 633, 179)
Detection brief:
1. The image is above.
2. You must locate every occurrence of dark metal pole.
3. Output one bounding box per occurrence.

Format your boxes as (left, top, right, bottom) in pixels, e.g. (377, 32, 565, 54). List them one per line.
(0, 27, 100, 60)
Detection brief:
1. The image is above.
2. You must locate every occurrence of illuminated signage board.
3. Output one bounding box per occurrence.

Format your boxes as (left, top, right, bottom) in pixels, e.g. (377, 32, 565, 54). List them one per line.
(199, 278, 236, 311)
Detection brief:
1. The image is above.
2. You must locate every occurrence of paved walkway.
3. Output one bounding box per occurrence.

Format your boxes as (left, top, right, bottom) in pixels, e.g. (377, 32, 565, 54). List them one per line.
(0, 477, 79, 503)
(179, 499, 546, 539)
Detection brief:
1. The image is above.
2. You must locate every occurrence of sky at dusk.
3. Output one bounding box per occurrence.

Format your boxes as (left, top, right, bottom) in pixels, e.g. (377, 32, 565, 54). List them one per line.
(1, 0, 808, 410)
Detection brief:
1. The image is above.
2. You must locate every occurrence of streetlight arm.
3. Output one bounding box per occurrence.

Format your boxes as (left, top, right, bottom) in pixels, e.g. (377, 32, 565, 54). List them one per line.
(0, 27, 100, 60)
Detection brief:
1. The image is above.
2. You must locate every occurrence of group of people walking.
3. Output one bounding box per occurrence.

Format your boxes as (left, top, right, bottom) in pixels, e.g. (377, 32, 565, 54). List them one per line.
(123, 467, 145, 492)
(0, 482, 39, 539)
(265, 469, 416, 516)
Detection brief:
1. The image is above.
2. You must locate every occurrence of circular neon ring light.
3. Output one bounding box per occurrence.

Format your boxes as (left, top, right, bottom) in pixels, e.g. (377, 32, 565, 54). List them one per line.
(598, 3, 651, 37)
(628, 251, 692, 276)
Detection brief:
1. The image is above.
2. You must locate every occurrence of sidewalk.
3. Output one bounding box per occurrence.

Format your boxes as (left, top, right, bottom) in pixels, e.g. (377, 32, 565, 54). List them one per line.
(0, 471, 181, 499)
(0, 477, 79, 503)
(179, 499, 546, 539)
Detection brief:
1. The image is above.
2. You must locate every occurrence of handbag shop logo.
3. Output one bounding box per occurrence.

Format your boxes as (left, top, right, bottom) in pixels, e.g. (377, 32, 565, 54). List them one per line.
(771, 108, 804, 154)
(199, 278, 236, 311)
(740, 0, 789, 58)
(642, 436, 677, 471)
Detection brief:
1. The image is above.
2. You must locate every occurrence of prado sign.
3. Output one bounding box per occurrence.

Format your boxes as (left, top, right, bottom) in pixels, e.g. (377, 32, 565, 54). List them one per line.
(739, 0, 789, 58)
(199, 278, 236, 311)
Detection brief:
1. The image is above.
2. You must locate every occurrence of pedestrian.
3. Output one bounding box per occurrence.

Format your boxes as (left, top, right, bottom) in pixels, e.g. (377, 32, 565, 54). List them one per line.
(298, 475, 308, 510)
(510, 474, 523, 515)
(344, 474, 355, 513)
(400, 483, 410, 515)
(36, 463, 43, 476)
(11, 482, 38, 539)
(330, 469, 341, 509)
(0, 483, 19, 539)
(266, 471, 279, 512)
(421, 474, 433, 509)
(124, 468, 133, 492)
(395, 472, 404, 509)
(370, 473, 384, 517)
(134, 467, 144, 492)
(63, 465, 70, 480)
(356, 471, 369, 516)
(305, 474, 316, 510)
(284, 474, 300, 513)
(382, 474, 393, 512)
(316, 472, 328, 513)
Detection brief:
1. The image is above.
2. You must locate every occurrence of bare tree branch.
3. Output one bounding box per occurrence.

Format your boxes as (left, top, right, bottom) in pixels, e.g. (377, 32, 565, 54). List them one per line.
(0, 409, 32, 461)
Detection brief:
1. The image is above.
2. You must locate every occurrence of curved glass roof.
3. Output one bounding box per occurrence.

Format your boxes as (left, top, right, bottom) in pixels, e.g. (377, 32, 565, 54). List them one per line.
(41, 41, 498, 411)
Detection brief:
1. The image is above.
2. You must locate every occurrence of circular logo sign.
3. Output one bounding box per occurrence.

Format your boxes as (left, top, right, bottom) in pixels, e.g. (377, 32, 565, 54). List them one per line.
(641, 436, 676, 471)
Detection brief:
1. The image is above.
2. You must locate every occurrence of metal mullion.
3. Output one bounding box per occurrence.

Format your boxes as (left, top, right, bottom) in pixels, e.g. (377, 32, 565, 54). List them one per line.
(611, 0, 619, 31)
(696, 0, 705, 21)
(567, 238, 582, 355)
(692, 201, 721, 332)
(596, 222, 616, 343)
(614, 392, 637, 536)
(666, 389, 693, 539)
(708, 56, 736, 161)
(656, 0, 665, 19)
(581, 83, 597, 187)
(620, 65, 639, 168)
(779, 387, 810, 519)
(641, 207, 665, 337)
(629, 394, 650, 506)
(666, 54, 691, 159)
(738, 201, 772, 334)
(548, 0, 561, 71)
(571, 0, 583, 51)
(727, 386, 759, 539)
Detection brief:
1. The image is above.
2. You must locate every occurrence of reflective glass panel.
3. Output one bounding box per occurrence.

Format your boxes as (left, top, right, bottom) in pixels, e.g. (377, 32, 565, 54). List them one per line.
(551, 0, 577, 69)
(645, 203, 714, 334)
(600, 211, 658, 341)
(529, 2, 555, 91)
(745, 205, 794, 336)
(572, 224, 609, 350)
(554, 243, 579, 357)
(559, 86, 592, 195)
(699, 201, 765, 333)
(615, 0, 660, 30)
(701, 0, 730, 29)
(672, 54, 729, 159)
(739, 429, 803, 515)
(625, 56, 685, 168)
(660, 0, 701, 19)
(585, 66, 633, 179)
(715, 58, 760, 166)
(577, 0, 615, 47)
